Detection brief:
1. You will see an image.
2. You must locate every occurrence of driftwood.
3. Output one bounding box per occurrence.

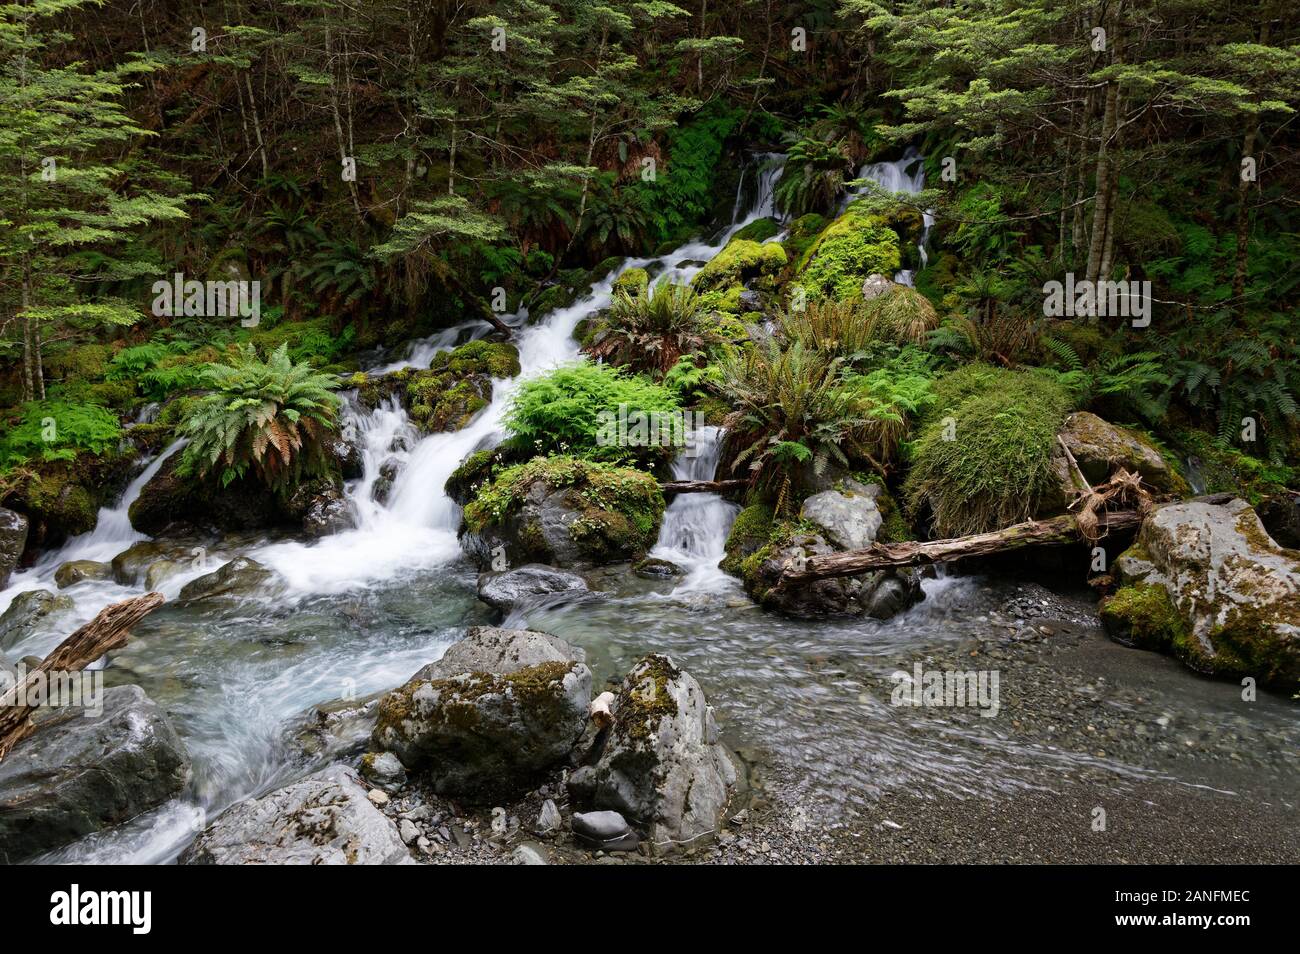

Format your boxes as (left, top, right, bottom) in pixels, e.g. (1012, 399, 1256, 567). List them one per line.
(0, 592, 165, 761)
(659, 479, 748, 496)
(774, 510, 1144, 587)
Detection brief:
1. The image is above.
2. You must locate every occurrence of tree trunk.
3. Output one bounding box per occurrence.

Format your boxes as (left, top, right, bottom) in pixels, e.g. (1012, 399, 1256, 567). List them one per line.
(0, 593, 165, 761)
(244, 70, 270, 180)
(1085, 1, 1122, 284)
(660, 479, 748, 495)
(772, 510, 1146, 587)
(1232, 22, 1268, 314)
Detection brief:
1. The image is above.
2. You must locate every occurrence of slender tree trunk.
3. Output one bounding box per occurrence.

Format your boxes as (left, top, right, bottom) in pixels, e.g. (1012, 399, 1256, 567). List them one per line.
(1085, 1, 1122, 284)
(244, 70, 269, 179)
(1232, 21, 1268, 314)
(325, 23, 363, 218)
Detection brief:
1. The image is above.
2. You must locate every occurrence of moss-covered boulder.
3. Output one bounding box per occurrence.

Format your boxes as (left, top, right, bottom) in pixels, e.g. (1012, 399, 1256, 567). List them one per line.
(691, 238, 787, 295)
(54, 560, 112, 589)
(611, 267, 650, 297)
(356, 340, 519, 433)
(567, 654, 735, 851)
(461, 456, 665, 569)
(1056, 412, 1186, 495)
(372, 628, 592, 800)
(1108, 498, 1300, 687)
(794, 204, 904, 302)
(720, 504, 773, 575)
(128, 455, 289, 536)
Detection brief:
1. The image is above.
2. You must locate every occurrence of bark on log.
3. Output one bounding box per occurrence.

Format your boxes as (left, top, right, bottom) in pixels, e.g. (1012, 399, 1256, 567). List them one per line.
(775, 511, 1143, 586)
(0, 592, 165, 761)
(659, 479, 748, 495)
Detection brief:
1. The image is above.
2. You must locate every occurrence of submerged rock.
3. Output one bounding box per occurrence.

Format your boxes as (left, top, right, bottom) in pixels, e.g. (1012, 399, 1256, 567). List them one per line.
(54, 559, 112, 589)
(0, 685, 190, 861)
(373, 627, 592, 799)
(476, 564, 592, 614)
(0, 507, 28, 588)
(182, 763, 413, 865)
(0, 589, 74, 651)
(568, 654, 734, 851)
(1106, 497, 1300, 686)
(111, 540, 199, 586)
(177, 557, 281, 603)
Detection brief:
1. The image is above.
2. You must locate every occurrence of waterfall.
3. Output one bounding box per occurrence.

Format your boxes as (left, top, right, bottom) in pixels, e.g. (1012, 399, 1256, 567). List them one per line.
(253, 154, 786, 596)
(650, 427, 740, 591)
(848, 145, 933, 286)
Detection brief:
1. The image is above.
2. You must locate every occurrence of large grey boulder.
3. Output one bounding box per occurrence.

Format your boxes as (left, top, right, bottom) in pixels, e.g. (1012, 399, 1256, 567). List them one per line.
(1111, 497, 1299, 685)
(178, 557, 281, 603)
(568, 654, 734, 851)
(860, 273, 896, 301)
(0, 589, 74, 651)
(0, 507, 28, 588)
(0, 685, 190, 861)
(800, 481, 883, 551)
(181, 764, 413, 865)
(476, 564, 593, 615)
(373, 628, 592, 799)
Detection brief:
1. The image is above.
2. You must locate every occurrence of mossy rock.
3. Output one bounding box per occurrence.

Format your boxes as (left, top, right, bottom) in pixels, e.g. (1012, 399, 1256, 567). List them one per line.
(794, 204, 903, 302)
(691, 239, 787, 295)
(731, 217, 781, 243)
(1100, 583, 1186, 651)
(358, 340, 519, 433)
(461, 456, 665, 569)
(611, 267, 650, 297)
(127, 454, 291, 536)
(444, 442, 529, 506)
(720, 504, 773, 574)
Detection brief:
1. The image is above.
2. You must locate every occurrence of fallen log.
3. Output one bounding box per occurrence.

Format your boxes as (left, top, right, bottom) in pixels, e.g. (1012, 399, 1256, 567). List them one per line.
(0, 592, 165, 761)
(774, 510, 1143, 587)
(659, 479, 748, 495)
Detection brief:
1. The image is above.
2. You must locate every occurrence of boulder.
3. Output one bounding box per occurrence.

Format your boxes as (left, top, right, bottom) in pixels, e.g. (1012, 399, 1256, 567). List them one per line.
(128, 455, 288, 536)
(373, 628, 592, 799)
(144, 559, 186, 591)
(0, 685, 190, 861)
(860, 273, 896, 301)
(571, 809, 638, 851)
(461, 457, 664, 569)
(177, 557, 280, 603)
(1056, 411, 1182, 494)
(111, 540, 197, 586)
(568, 655, 734, 850)
(1256, 493, 1300, 550)
(0, 589, 74, 651)
(0, 507, 28, 588)
(300, 491, 354, 538)
(800, 481, 883, 551)
(1105, 497, 1300, 685)
(633, 557, 684, 579)
(54, 560, 112, 589)
(329, 437, 364, 481)
(371, 457, 403, 505)
(410, 626, 586, 682)
(288, 692, 383, 763)
(181, 764, 413, 865)
(476, 564, 592, 614)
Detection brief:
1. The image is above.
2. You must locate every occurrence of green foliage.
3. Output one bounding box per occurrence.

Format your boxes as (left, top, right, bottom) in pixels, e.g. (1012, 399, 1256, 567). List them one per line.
(178, 343, 341, 493)
(906, 369, 1072, 536)
(663, 354, 722, 403)
(774, 133, 853, 218)
(796, 205, 902, 302)
(0, 401, 123, 465)
(691, 238, 786, 293)
(588, 279, 716, 376)
(502, 361, 681, 461)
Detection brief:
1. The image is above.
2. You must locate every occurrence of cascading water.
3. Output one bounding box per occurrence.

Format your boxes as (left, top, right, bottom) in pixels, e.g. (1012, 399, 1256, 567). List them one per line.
(847, 145, 933, 286)
(649, 427, 739, 592)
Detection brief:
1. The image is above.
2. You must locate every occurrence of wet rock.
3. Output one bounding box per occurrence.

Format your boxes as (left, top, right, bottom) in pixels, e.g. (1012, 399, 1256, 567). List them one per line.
(54, 560, 112, 589)
(800, 481, 883, 551)
(861, 273, 896, 301)
(371, 457, 403, 505)
(289, 693, 383, 762)
(181, 763, 413, 865)
(1055, 411, 1183, 494)
(300, 490, 354, 538)
(633, 557, 684, 579)
(1112, 497, 1300, 685)
(0, 589, 74, 651)
(177, 557, 280, 603)
(111, 540, 197, 586)
(0, 685, 190, 861)
(373, 628, 592, 799)
(129, 455, 288, 536)
(329, 438, 364, 481)
(568, 654, 734, 851)
(476, 564, 592, 614)
(744, 532, 921, 620)
(0, 507, 28, 588)
(144, 559, 186, 591)
(411, 626, 586, 682)
(572, 809, 638, 851)
(360, 750, 407, 787)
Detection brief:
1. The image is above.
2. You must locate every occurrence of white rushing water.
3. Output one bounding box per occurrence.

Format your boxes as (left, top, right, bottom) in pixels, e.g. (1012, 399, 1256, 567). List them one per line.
(847, 145, 933, 286)
(650, 426, 740, 592)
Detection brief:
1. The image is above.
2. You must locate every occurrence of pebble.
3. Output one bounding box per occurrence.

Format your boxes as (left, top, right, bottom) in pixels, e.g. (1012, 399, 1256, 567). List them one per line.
(572, 810, 639, 851)
(537, 798, 562, 834)
(366, 789, 389, 807)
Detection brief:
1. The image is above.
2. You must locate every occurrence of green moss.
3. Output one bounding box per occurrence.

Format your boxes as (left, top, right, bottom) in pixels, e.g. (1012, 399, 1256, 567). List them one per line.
(613, 654, 681, 746)
(721, 503, 773, 574)
(905, 370, 1072, 536)
(611, 267, 650, 297)
(795, 204, 902, 302)
(1172, 428, 1299, 506)
(691, 238, 786, 294)
(430, 339, 521, 379)
(731, 217, 780, 243)
(1100, 583, 1186, 651)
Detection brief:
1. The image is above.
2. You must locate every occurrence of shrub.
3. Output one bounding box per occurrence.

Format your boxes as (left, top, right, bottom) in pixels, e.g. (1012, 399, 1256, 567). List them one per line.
(0, 401, 123, 464)
(864, 285, 940, 345)
(178, 343, 341, 492)
(502, 361, 681, 461)
(905, 370, 1072, 536)
(587, 279, 716, 377)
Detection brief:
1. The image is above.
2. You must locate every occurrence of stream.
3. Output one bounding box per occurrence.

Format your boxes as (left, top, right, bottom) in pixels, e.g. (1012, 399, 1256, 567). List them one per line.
(2, 153, 1296, 864)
